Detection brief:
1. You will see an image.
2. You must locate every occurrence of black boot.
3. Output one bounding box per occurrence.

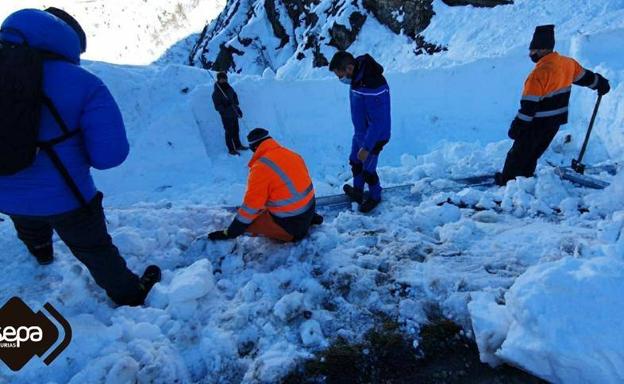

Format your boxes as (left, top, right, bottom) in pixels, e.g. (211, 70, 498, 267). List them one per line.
(132, 265, 162, 306)
(359, 198, 380, 213)
(28, 243, 54, 265)
(228, 149, 241, 156)
(343, 184, 364, 204)
(312, 213, 324, 225)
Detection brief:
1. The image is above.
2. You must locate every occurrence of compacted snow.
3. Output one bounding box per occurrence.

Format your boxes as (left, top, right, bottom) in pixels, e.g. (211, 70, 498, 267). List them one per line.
(1, 1, 624, 383)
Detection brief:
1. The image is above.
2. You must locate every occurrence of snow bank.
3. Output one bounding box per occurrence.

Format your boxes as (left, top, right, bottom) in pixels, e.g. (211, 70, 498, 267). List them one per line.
(83, 16, 624, 208)
(471, 256, 624, 383)
(85, 56, 621, 209)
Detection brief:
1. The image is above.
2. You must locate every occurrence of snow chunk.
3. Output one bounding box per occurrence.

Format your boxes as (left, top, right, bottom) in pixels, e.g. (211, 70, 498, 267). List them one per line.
(168, 259, 215, 302)
(300, 320, 326, 347)
(262, 68, 276, 79)
(105, 356, 139, 384)
(472, 256, 624, 383)
(273, 292, 304, 322)
(468, 292, 511, 366)
(112, 227, 146, 255)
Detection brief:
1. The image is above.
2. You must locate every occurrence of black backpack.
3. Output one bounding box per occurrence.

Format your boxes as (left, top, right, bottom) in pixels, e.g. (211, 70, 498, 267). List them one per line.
(0, 28, 87, 207)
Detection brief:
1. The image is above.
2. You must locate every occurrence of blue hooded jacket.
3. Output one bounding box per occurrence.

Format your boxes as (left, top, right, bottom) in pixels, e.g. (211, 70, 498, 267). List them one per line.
(0, 9, 129, 216)
(350, 54, 391, 152)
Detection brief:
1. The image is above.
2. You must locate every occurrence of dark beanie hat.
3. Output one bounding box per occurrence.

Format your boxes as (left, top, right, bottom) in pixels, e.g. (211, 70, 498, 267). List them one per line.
(247, 128, 271, 145)
(529, 25, 555, 50)
(45, 7, 87, 53)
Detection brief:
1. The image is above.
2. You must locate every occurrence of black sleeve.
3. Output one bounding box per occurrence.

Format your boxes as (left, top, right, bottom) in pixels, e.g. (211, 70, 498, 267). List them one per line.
(227, 218, 249, 238)
(233, 89, 240, 106)
(573, 68, 599, 89)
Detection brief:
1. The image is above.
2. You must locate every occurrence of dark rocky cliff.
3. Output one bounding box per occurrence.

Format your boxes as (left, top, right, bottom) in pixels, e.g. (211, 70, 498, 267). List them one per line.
(190, 0, 512, 75)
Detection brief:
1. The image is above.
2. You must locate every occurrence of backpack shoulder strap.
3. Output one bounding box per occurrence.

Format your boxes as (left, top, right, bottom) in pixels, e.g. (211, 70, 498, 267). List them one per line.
(38, 95, 88, 208)
(40, 95, 80, 143)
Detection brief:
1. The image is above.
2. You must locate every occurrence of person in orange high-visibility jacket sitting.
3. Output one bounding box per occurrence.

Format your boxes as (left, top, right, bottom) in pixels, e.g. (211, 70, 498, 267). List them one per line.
(208, 128, 323, 242)
(495, 25, 610, 186)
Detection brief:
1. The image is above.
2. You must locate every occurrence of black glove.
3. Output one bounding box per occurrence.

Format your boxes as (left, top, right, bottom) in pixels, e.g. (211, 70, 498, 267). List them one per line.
(208, 230, 231, 241)
(596, 74, 610, 96)
(508, 118, 529, 140)
(236, 106, 243, 118)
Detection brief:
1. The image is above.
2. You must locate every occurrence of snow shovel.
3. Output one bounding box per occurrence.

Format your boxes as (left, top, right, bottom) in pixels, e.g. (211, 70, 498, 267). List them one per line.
(571, 95, 602, 174)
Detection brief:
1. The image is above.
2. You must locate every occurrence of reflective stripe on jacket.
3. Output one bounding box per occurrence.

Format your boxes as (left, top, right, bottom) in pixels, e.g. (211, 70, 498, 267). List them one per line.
(236, 139, 315, 224)
(517, 52, 600, 126)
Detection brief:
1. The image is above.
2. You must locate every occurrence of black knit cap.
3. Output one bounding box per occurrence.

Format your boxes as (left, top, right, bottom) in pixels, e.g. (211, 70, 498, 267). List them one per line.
(45, 7, 87, 53)
(247, 128, 271, 149)
(529, 25, 555, 50)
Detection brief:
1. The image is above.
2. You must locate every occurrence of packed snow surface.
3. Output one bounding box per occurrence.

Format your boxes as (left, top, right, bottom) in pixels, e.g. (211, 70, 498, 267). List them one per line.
(1, 1, 624, 383)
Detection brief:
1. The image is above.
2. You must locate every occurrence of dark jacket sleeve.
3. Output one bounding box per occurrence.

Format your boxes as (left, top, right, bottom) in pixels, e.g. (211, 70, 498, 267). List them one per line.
(80, 79, 129, 170)
(573, 67, 599, 89)
(227, 218, 249, 238)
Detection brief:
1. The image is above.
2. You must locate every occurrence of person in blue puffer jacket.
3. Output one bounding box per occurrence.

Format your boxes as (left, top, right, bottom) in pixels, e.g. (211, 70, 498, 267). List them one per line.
(0, 8, 160, 306)
(329, 51, 391, 213)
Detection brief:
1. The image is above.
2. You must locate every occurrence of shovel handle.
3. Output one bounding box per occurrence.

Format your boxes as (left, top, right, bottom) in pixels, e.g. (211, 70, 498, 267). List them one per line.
(576, 95, 602, 165)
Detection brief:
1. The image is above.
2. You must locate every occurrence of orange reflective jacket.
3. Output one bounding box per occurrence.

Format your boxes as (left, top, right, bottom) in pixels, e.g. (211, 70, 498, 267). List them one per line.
(236, 139, 315, 224)
(517, 52, 600, 126)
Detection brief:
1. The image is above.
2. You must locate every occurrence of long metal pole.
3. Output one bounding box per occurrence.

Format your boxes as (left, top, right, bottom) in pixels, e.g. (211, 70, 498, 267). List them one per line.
(572, 95, 602, 174)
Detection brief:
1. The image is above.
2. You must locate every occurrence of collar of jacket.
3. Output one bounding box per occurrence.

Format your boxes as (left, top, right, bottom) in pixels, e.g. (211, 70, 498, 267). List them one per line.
(248, 138, 280, 167)
(351, 58, 364, 88)
(536, 51, 559, 66)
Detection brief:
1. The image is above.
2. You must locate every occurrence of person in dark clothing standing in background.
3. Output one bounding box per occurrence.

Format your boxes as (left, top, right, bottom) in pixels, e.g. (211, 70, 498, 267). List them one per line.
(212, 72, 248, 156)
(329, 51, 391, 213)
(0, 9, 161, 307)
(495, 25, 610, 186)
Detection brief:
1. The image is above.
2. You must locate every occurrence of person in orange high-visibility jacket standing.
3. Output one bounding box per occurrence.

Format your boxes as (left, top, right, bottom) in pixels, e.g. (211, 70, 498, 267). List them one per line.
(495, 25, 611, 186)
(208, 128, 324, 242)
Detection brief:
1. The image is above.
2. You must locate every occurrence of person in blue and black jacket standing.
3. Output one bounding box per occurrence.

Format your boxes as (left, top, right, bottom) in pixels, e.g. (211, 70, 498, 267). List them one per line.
(0, 8, 160, 306)
(329, 51, 391, 213)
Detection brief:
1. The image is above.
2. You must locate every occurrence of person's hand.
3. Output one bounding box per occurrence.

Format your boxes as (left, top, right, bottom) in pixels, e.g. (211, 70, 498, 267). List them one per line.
(357, 148, 369, 162)
(208, 230, 230, 241)
(596, 74, 610, 96)
(236, 106, 243, 118)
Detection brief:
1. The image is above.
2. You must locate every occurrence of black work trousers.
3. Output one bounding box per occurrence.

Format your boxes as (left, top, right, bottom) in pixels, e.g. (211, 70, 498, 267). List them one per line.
(500, 122, 560, 184)
(221, 116, 243, 152)
(9, 192, 144, 306)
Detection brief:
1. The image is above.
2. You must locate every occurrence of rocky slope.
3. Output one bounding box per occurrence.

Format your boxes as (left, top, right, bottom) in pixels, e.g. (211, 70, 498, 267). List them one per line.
(189, 0, 512, 76)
